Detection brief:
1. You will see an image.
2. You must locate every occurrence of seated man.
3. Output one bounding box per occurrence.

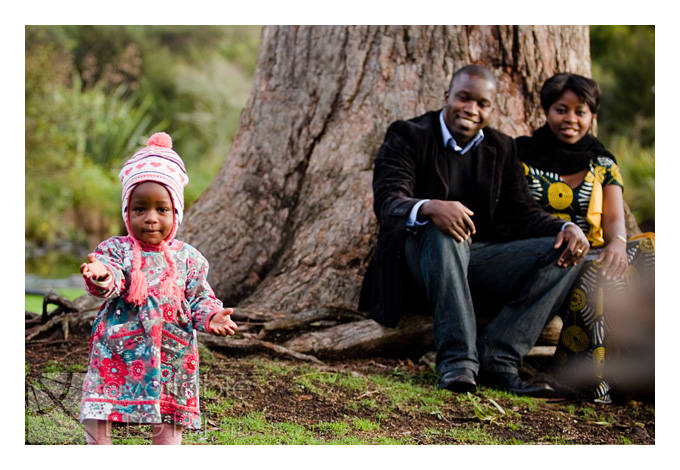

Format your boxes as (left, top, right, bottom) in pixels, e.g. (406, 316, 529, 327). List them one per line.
(359, 64, 589, 396)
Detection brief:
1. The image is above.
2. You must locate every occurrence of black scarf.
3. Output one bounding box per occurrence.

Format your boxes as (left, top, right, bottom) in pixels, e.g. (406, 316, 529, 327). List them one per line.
(516, 123, 616, 175)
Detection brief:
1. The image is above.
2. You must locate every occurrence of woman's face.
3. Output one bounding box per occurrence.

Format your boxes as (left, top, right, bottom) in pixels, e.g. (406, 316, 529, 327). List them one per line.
(545, 89, 594, 145)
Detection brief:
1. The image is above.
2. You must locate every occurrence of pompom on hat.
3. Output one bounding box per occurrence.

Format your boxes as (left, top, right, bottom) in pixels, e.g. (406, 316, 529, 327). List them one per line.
(118, 132, 189, 307)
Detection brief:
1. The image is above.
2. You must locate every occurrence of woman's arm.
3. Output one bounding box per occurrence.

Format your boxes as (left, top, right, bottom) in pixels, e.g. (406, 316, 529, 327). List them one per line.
(598, 184, 628, 279)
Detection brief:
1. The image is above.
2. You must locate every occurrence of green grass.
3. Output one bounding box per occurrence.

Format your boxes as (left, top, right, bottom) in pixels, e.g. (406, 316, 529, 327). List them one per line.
(352, 417, 380, 432)
(295, 369, 369, 395)
(446, 424, 507, 444)
(25, 354, 654, 445)
(180, 412, 408, 445)
(315, 420, 351, 436)
(25, 411, 85, 445)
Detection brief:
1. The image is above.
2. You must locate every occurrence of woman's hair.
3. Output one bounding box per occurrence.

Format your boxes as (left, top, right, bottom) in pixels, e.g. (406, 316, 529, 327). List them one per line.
(540, 73, 602, 114)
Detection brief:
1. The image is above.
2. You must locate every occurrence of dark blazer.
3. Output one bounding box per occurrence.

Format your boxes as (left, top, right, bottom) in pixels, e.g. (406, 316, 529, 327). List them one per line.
(359, 110, 565, 327)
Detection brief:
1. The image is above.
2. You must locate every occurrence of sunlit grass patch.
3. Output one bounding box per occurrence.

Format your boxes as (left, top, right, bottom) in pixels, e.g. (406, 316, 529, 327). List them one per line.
(315, 420, 351, 436)
(25, 411, 85, 445)
(26, 287, 86, 314)
(446, 424, 507, 444)
(352, 417, 380, 432)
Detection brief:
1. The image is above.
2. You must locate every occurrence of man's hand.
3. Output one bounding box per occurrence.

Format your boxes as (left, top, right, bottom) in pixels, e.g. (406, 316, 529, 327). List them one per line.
(420, 200, 476, 242)
(80, 253, 110, 282)
(554, 224, 590, 267)
(209, 308, 238, 336)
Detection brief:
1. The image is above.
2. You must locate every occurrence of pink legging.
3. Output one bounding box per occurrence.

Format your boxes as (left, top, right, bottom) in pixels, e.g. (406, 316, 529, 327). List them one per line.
(83, 420, 183, 445)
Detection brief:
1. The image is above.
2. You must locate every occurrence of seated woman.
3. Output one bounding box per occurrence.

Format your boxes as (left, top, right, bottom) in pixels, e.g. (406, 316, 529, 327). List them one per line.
(516, 73, 655, 403)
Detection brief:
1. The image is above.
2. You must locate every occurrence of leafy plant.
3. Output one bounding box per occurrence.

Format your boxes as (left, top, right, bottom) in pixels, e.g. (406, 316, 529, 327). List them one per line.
(466, 392, 506, 422)
(26, 72, 162, 248)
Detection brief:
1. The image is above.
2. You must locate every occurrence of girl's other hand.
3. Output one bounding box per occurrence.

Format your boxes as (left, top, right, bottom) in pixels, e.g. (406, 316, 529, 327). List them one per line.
(209, 308, 238, 336)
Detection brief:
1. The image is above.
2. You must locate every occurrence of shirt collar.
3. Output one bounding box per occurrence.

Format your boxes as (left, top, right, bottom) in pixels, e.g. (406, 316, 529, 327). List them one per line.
(439, 110, 484, 155)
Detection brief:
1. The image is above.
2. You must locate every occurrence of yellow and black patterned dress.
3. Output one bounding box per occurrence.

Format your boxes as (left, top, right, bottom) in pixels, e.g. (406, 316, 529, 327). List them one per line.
(524, 156, 655, 403)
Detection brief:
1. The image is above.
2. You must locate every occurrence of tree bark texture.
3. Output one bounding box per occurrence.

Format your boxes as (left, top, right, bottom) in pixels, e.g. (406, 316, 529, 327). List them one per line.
(179, 25, 591, 313)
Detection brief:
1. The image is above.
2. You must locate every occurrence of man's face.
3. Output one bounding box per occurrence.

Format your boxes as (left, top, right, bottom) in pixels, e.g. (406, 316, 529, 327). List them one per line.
(442, 73, 496, 146)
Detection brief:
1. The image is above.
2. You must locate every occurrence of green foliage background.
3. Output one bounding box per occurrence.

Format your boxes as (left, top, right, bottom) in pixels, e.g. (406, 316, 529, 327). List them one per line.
(590, 25, 655, 229)
(25, 25, 260, 251)
(25, 25, 654, 276)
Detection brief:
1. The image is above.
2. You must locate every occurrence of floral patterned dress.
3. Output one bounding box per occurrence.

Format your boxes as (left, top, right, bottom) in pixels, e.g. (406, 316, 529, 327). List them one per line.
(80, 236, 223, 429)
(524, 156, 655, 403)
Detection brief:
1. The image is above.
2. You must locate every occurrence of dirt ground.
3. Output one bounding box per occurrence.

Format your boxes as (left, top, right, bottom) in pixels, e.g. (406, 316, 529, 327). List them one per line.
(25, 339, 655, 445)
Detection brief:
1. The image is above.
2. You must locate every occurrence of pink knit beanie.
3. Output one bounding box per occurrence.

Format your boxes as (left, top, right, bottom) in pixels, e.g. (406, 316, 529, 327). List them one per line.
(120, 132, 188, 239)
(118, 132, 189, 307)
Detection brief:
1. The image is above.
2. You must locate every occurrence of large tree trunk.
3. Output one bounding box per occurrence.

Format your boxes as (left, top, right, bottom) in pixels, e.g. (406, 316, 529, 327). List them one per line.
(37, 26, 645, 361)
(180, 25, 591, 319)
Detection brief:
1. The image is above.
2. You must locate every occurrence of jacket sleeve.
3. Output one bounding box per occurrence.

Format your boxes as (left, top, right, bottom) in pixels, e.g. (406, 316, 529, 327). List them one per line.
(184, 251, 224, 334)
(372, 120, 424, 231)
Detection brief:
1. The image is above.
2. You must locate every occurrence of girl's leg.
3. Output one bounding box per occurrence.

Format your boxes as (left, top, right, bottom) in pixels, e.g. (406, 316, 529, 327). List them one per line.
(83, 420, 112, 445)
(152, 423, 183, 445)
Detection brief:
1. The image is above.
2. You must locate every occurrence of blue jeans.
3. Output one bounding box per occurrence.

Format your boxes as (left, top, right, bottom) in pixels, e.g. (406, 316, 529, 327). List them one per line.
(405, 223, 582, 376)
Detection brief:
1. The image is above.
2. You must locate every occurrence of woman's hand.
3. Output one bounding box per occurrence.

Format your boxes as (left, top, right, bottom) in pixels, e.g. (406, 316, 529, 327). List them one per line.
(209, 308, 238, 336)
(598, 237, 628, 280)
(80, 253, 110, 282)
(420, 200, 476, 242)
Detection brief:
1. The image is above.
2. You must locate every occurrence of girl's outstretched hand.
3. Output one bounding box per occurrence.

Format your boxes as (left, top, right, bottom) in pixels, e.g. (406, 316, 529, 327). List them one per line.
(209, 308, 238, 337)
(80, 253, 110, 282)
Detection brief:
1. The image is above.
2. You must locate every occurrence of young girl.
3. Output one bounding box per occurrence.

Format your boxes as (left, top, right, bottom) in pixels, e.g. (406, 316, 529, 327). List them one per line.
(79, 132, 237, 445)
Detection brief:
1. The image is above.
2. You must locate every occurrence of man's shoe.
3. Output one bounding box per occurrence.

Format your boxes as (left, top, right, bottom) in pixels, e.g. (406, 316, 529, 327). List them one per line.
(439, 368, 477, 393)
(478, 371, 554, 397)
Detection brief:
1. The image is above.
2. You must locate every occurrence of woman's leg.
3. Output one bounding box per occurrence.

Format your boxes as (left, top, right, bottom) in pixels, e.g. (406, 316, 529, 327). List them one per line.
(553, 252, 611, 401)
(152, 423, 183, 445)
(83, 419, 112, 445)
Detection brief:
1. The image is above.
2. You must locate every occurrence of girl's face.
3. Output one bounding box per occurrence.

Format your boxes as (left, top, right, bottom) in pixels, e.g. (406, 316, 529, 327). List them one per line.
(545, 89, 594, 145)
(128, 181, 174, 245)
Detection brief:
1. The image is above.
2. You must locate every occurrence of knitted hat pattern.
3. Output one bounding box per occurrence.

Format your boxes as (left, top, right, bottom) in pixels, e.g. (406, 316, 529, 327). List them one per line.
(119, 132, 189, 239)
(118, 132, 189, 308)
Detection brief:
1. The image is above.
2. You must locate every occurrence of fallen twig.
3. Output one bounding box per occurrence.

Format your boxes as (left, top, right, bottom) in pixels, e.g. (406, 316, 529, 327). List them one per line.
(26, 313, 77, 342)
(197, 332, 324, 365)
(356, 386, 395, 400)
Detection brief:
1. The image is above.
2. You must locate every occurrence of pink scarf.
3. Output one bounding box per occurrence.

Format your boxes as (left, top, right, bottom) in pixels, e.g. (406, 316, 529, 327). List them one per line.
(124, 218, 185, 311)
